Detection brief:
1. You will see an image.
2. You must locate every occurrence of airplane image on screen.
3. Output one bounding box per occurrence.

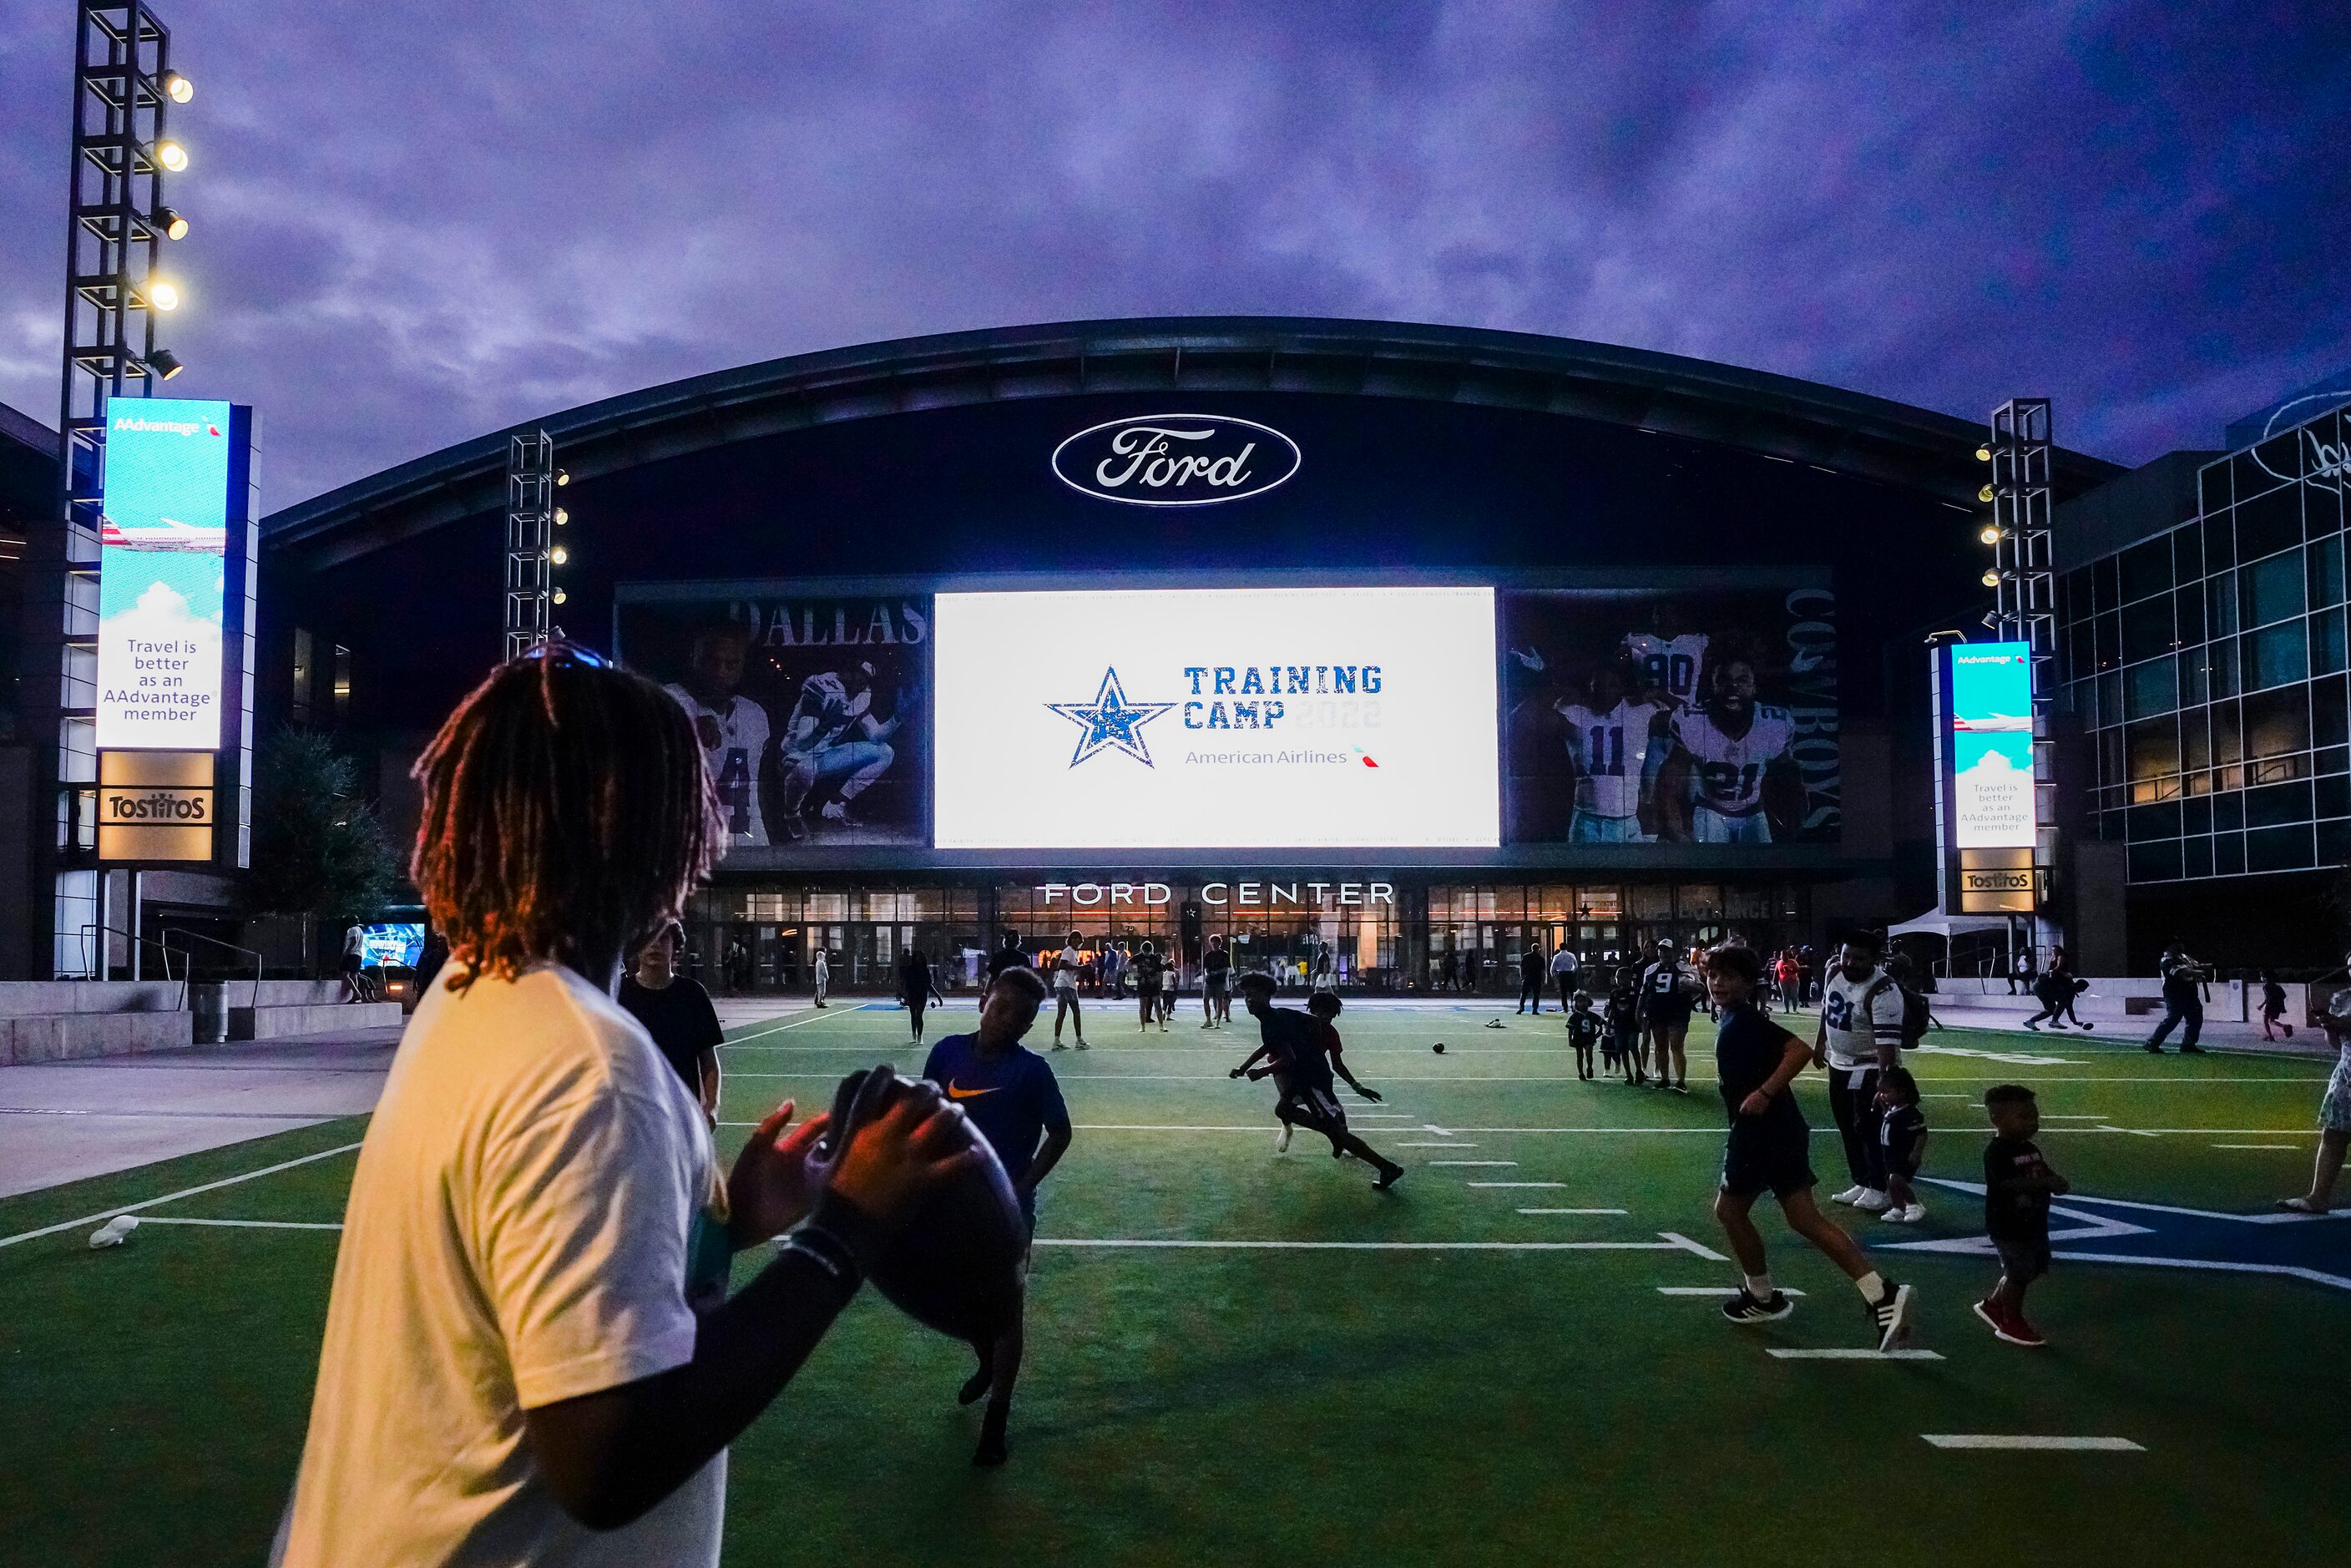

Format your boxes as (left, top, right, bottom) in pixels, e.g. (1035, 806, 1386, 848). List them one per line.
(99, 514, 228, 552)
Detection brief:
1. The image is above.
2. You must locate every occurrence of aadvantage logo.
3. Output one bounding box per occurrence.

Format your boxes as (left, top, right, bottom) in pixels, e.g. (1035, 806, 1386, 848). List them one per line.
(1050, 413, 1301, 506)
(1045, 667, 1176, 767)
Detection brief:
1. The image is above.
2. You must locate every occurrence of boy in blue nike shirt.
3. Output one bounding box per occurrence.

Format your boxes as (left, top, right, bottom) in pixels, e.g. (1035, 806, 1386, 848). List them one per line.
(921, 964, 1072, 1465)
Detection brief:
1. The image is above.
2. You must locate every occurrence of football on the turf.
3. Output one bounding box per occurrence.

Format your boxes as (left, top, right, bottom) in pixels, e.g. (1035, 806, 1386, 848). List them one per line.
(818, 1068, 1026, 1342)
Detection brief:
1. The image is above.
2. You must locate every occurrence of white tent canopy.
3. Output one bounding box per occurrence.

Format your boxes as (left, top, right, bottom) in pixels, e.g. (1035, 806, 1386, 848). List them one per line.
(1885, 913, 2016, 943)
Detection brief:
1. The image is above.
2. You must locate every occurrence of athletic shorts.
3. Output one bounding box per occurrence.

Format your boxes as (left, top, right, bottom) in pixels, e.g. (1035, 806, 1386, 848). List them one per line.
(341, 954, 362, 975)
(1282, 1083, 1347, 1133)
(1205, 973, 1228, 994)
(1644, 1004, 1694, 1031)
(1720, 1115, 1816, 1200)
(2319, 1058, 2351, 1132)
(1994, 1236, 2050, 1282)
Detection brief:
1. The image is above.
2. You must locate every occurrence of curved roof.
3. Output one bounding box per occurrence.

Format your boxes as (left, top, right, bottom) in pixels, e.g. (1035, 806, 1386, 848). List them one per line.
(265, 316, 2122, 560)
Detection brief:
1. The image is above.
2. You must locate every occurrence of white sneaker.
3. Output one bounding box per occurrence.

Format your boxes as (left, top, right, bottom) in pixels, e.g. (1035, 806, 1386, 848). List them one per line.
(1832, 1185, 1867, 1205)
(88, 1215, 139, 1249)
(1275, 1125, 1293, 1155)
(1853, 1189, 1891, 1212)
(1878, 1203, 1914, 1224)
(1898, 1202, 1926, 1223)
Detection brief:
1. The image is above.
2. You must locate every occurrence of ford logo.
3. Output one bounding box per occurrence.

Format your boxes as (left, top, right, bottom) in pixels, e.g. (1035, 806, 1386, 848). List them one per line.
(1051, 413, 1301, 507)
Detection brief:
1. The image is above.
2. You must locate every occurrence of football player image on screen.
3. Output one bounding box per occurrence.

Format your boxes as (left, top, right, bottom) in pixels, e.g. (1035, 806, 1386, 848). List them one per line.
(665, 625, 774, 847)
(1555, 662, 1669, 842)
(1620, 602, 1711, 711)
(1656, 657, 1802, 844)
(776, 660, 901, 839)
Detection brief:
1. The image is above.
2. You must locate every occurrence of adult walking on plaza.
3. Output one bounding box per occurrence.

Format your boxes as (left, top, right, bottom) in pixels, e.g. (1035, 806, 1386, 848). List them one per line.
(2280, 951, 2351, 1215)
(2145, 943, 2209, 1055)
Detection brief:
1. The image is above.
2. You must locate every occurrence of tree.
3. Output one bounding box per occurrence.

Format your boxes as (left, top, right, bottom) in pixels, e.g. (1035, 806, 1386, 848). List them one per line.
(240, 727, 402, 972)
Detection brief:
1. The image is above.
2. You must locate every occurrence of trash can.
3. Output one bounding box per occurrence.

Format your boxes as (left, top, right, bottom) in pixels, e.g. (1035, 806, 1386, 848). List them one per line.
(190, 980, 228, 1045)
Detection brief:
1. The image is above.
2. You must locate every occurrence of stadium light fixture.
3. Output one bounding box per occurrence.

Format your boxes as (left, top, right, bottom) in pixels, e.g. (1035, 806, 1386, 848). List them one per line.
(154, 205, 188, 240)
(155, 139, 187, 172)
(1979, 524, 2001, 544)
(1975, 444, 1993, 462)
(550, 545, 568, 565)
(147, 278, 181, 311)
(1977, 483, 1996, 503)
(554, 468, 569, 486)
(553, 507, 567, 525)
(148, 347, 185, 380)
(1981, 569, 2000, 588)
(553, 588, 568, 605)
(163, 71, 194, 103)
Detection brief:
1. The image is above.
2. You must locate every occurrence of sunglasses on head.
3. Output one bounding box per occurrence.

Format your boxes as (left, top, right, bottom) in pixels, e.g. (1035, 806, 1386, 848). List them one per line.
(517, 641, 609, 670)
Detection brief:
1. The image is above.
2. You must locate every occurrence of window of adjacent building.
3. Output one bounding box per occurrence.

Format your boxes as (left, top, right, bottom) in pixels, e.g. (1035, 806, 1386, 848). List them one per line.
(2310, 609, 2348, 679)
(2119, 537, 2172, 603)
(2242, 552, 2304, 627)
(2245, 621, 2308, 690)
(2207, 572, 2238, 638)
(291, 629, 314, 725)
(2237, 485, 2303, 561)
(2310, 538, 2346, 608)
(2121, 594, 2174, 662)
(2126, 657, 2177, 719)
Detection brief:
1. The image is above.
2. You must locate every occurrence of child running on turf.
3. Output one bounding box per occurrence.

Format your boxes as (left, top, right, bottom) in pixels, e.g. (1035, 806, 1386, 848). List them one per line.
(1873, 1066, 1928, 1222)
(1567, 991, 1604, 1080)
(1974, 1084, 2067, 1347)
(1606, 973, 1642, 1082)
(1228, 975, 1403, 1186)
(2260, 970, 2294, 1041)
(1704, 945, 1918, 1350)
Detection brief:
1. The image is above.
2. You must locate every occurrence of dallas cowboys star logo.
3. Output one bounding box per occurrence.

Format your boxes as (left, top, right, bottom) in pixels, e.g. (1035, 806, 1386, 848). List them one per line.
(1046, 666, 1176, 768)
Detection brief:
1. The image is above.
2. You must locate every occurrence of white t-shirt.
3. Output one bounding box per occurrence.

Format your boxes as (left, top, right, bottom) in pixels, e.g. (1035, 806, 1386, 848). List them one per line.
(1820, 965, 1905, 1071)
(1550, 948, 1580, 977)
(275, 964, 725, 1568)
(1056, 946, 1082, 992)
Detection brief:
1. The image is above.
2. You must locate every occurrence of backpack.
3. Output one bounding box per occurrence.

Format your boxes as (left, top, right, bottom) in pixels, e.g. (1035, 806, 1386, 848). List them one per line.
(1897, 984, 1930, 1050)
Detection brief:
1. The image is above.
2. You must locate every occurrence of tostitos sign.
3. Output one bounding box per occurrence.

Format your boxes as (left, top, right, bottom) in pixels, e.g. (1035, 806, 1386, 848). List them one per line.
(1051, 413, 1300, 506)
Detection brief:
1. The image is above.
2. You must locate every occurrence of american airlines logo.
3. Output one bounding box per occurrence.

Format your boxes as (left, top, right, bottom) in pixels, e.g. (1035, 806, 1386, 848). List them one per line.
(1051, 413, 1301, 506)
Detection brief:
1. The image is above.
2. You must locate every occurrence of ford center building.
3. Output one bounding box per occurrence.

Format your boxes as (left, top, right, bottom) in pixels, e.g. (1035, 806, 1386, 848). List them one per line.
(259, 318, 2118, 993)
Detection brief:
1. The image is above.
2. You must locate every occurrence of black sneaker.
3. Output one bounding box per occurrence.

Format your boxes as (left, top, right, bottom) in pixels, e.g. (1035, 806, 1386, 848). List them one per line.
(1373, 1161, 1406, 1190)
(973, 1405, 1009, 1467)
(1868, 1279, 1917, 1352)
(2143, 1044, 2165, 1054)
(2181, 1043, 2207, 1054)
(1722, 1288, 1795, 1324)
(958, 1364, 993, 1407)
(1673, 1081, 1690, 1095)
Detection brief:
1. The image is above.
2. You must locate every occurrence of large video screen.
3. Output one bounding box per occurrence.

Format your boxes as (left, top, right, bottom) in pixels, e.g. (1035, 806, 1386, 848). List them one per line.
(933, 586, 1499, 849)
(1499, 584, 1838, 845)
(1946, 640, 2035, 848)
(616, 590, 933, 864)
(96, 399, 238, 750)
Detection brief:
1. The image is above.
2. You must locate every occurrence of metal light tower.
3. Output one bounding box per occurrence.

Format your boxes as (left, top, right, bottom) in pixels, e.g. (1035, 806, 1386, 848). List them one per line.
(36, 2, 194, 976)
(504, 431, 560, 659)
(1987, 397, 2057, 852)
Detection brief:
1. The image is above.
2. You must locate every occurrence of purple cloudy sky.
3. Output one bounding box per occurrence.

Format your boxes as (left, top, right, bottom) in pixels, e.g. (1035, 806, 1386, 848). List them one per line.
(2, 1, 2345, 508)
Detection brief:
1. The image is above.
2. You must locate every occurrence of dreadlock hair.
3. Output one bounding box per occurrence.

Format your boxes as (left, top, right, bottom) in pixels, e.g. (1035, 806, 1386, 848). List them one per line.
(412, 645, 720, 992)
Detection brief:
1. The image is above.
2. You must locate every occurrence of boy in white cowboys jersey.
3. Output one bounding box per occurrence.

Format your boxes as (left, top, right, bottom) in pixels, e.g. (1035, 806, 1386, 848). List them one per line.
(1814, 933, 1907, 1214)
(1657, 658, 1801, 844)
(777, 660, 901, 839)
(664, 626, 773, 848)
(1620, 603, 1710, 711)
(1555, 662, 1671, 842)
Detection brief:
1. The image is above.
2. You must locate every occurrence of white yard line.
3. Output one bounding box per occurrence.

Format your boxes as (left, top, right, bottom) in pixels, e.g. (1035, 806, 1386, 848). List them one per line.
(1922, 1435, 2143, 1451)
(139, 1216, 342, 1231)
(0, 1141, 364, 1250)
(1469, 1181, 1565, 1188)
(1428, 1160, 1516, 1167)
(1658, 1286, 1806, 1297)
(1767, 1348, 1943, 1361)
(2211, 1143, 2301, 1150)
(1397, 1141, 1475, 1148)
(720, 1005, 868, 1046)
(1034, 1232, 1726, 1257)
(1515, 1207, 1628, 1215)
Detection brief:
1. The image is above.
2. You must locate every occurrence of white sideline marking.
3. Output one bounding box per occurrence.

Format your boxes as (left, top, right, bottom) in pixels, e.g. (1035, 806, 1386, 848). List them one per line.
(140, 1216, 342, 1231)
(1769, 1348, 1943, 1361)
(0, 1141, 364, 1250)
(1034, 1235, 1716, 1255)
(1516, 1207, 1628, 1215)
(1422, 1123, 1453, 1136)
(1398, 1141, 1475, 1148)
(721, 1004, 866, 1046)
(2211, 1144, 2299, 1150)
(1922, 1434, 2143, 1451)
(1428, 1160, 1515, 1167)
(1656, 1231, 1731, 1261)
(1658, 1286, 1807, 1297)
(1469, 1181, 1565, 1188)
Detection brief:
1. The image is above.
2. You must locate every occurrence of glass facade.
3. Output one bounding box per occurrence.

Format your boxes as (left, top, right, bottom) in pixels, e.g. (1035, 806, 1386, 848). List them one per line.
(2063, 407, 2351, 882)
(683, 877, 1812, 995)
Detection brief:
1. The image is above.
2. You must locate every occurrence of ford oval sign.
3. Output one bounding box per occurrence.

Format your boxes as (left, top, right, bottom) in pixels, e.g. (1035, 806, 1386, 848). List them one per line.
(1051, 414, 1301, 507)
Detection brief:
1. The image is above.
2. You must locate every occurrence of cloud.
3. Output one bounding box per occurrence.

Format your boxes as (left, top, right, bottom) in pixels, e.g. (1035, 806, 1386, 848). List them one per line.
(0, 0, 2345, 507)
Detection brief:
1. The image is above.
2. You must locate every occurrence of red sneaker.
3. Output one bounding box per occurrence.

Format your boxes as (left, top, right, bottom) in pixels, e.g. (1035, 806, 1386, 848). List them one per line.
(2000, 1313, 2047, 1348)
(1970, 1297, 2008, 1338)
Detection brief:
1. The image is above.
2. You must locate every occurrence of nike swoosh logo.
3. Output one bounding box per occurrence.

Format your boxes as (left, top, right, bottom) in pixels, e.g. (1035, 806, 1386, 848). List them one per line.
(946, 1082, 1000, 1100)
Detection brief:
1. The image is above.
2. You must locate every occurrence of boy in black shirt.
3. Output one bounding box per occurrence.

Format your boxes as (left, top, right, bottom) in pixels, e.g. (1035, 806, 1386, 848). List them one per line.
(1873, 1066, 1928, 1223)
(1567, 992, 1605, 1080)
(1704, 946, 1917, 1350)
(1229, 975, 1403, 1187)
(1974, 1084, 2068, 1348)
(1605, 974, 1642, 1081)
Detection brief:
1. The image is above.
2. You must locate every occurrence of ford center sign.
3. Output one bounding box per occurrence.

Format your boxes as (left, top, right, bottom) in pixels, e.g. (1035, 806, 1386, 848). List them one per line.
(1051, 413, 1301, 506)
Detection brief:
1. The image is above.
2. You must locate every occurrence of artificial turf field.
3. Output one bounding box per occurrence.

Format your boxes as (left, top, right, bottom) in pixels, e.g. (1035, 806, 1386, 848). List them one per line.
(3, 1001, 2345, 1567)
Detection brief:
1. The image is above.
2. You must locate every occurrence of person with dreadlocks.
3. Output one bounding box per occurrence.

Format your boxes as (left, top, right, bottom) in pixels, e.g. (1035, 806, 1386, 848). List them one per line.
(274, 645, 983, 1567)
